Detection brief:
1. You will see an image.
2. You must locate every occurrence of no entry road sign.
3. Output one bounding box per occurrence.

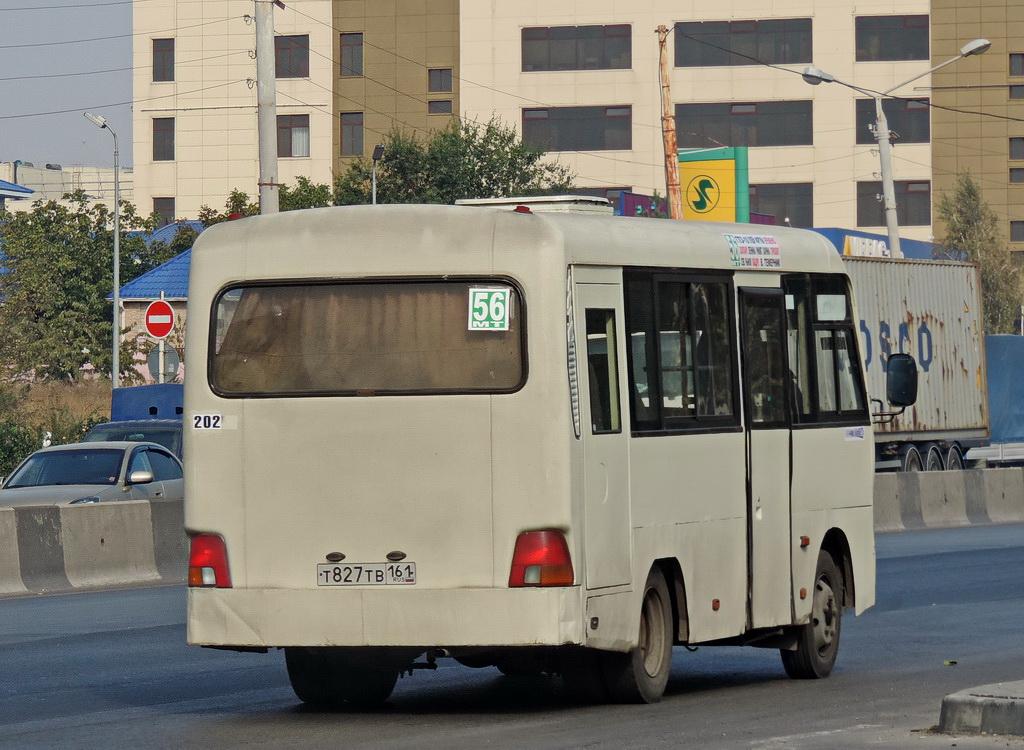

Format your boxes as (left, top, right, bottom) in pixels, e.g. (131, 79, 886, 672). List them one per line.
(144, 299, 175, 339)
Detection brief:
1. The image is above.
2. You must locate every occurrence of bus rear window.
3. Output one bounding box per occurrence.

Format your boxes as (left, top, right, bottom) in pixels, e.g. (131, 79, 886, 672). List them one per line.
(211, 281, 525, 396)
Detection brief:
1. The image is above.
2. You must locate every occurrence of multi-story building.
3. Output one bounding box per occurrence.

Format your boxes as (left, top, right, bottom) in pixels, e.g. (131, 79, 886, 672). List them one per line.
(930, 0, 1024, 254)
(131, 1, 1020, 254)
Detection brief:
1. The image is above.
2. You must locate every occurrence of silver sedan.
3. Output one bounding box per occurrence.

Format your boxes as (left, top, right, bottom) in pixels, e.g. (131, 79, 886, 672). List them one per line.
(0, 441, 183, 508)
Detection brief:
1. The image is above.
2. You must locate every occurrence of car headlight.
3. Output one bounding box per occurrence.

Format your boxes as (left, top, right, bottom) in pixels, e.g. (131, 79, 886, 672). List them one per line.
(69, 496, 101, 505)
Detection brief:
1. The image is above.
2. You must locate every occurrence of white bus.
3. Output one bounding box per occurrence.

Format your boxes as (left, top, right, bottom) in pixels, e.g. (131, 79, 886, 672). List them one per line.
(184, 204, 915, 705)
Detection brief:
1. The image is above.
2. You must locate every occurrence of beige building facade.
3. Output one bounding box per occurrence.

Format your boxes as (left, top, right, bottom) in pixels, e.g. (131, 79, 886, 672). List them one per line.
(132, 1, 1018, 253)
(930, 0, 1024, 254)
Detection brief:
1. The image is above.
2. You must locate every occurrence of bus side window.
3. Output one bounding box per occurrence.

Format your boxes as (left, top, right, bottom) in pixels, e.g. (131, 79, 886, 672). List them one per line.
(585, 309, 621, 434)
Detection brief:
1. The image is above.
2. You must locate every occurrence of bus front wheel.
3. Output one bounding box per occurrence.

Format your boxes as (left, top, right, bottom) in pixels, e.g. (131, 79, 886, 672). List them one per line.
(781, 550, 843, 679)
(285, 647, 400, 707)
(602, 566, 674, 703)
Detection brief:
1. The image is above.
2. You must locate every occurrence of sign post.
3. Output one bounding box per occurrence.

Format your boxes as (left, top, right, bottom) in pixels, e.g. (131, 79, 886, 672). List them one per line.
(144, 298, 176, 383)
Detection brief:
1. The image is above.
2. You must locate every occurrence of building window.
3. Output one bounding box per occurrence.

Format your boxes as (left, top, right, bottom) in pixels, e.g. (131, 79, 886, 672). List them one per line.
(1012, 86, 1024, 100)
(340, 33, 363, 77)
(277, 114, 310, 157)
(1012, 221, 1024, 243)
(340, 112, 363, 156)
(152, 38, 174, 82)
(428, 68, 453, 93)
(153, 198, 175, 226)
(522, 25, 631, 72)
(428, 100, 453, 115)
(748, 183, 813, 227)
(676, 101, 812, 148)
(856, 180, 930, 227)
(523, 106, 631, 151)
(275, 35, 309, 78)
(674, 19, 811, 67)
(855, 15, 928, 61)
(153, 117, 174, 161)
(1011, 169, 1024, 184)
(1011, 137, 1024, 160)
(1011, 53, 1024, 77)
(855, 98, 929, 144)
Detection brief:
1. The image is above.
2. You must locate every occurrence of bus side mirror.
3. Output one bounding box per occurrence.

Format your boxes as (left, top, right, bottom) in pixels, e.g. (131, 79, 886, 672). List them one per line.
(886, 353, 918, 408)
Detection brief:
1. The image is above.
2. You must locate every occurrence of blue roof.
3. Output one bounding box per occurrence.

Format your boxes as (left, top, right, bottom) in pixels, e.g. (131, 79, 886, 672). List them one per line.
(118, 248, 192, 300)
(0, 179, 34, 200)
(116, 221, 203, 300)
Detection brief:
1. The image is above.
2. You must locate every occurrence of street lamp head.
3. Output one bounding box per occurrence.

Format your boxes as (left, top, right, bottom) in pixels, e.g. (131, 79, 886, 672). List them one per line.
(83, 111, 108, 129)
(372, 144, 385, 161)
(801, 66, 835, 86)
(960, 38, 991, 58)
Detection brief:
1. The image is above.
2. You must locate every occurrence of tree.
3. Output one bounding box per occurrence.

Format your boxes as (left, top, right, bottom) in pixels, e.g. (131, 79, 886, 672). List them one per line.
(936, 172, 1022, 334)
(280, 176, 333, 211)
(333, 117, 575, 205)
(0, 191, 162, 381)
(197, 189, 259, 227)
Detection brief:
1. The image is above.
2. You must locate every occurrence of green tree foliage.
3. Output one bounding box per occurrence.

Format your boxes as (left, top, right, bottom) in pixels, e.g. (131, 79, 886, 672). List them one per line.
(334, 118, 575, 205)
(197, 189, 260, 227)
(0, 191, 170, 381)
(936, 172, 1022, 334)
(280, 176, 333, 211)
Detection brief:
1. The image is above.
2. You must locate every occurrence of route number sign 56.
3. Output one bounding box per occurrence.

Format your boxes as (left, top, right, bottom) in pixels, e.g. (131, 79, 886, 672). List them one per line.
(468, 288, 511, 331)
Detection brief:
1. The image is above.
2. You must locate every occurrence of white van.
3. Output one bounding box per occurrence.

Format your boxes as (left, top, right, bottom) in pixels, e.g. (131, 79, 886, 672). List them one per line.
(184, 204, 913, 705)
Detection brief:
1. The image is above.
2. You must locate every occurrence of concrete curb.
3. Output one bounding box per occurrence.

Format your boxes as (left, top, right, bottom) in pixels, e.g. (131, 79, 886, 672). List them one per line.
(873, 467, 1024, 532)
(2, 498, 185, 596)
(939, 681, 1024, 736)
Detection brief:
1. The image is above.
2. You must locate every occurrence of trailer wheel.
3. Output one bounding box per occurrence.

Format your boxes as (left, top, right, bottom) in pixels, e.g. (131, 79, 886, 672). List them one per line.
(924, 444, 944, 471)
(285, 647, 400, 707)
(945, 445, 964, 471)
(781, 550, 843, 679)
(900, 445, 923, 472)
(601, 566, 674, 703)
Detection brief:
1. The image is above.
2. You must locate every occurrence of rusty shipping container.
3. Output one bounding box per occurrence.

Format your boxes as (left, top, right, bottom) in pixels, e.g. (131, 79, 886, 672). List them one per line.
(843, 257, 988, 471)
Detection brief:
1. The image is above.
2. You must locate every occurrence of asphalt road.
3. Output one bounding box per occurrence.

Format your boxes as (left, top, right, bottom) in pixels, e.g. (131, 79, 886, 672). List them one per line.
(1, 525, 1022, 749)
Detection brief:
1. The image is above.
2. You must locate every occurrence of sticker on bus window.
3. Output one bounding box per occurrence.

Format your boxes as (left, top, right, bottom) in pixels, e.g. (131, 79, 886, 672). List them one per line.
(468, 287, 511, 331)
(845, 427, 866, 441)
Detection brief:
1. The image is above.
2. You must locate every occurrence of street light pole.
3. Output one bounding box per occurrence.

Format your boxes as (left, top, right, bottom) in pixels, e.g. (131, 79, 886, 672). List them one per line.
(802, 38, 990, 258)
(84, 111, 121, 388)
(371, 144, 385, 205)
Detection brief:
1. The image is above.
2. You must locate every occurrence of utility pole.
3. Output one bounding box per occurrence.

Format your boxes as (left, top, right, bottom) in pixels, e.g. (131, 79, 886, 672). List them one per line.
(255, 0, 281, 214)
(657, 25, 682, 220)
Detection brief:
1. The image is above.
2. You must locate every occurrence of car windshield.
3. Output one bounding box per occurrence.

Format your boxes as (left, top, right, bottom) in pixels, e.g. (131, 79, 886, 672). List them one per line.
(4, 449, 123, 488)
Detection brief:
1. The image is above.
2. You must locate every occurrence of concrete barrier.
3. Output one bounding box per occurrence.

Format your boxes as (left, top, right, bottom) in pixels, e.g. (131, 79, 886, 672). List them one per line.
(2, 470, 1022, 598)
(874, 467, 1024, 532)
(2, 498, 186, 597)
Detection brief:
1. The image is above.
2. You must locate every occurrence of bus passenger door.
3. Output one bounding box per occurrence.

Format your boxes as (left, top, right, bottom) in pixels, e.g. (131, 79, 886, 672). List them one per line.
(575, 281, 631, 590)
(739, 289, 793, 628)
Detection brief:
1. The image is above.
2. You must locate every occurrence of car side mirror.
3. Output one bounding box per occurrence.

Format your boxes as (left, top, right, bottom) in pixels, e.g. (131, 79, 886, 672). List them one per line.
(886, 353, 918, 408)
(127, 470, 155, 486)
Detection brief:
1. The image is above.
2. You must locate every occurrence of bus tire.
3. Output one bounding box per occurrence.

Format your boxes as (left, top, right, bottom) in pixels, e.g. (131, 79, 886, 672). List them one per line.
(924, 443, 944, 471)
(285, 647, 399, 707)
(781, 550, 843, 679)
(601, 566, 673, 703)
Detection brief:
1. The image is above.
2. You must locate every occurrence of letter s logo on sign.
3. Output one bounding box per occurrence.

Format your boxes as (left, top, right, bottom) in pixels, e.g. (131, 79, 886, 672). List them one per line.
(686, 175, 720, 214)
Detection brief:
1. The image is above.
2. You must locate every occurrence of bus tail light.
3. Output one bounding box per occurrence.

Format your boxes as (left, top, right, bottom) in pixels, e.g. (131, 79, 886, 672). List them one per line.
(188, 534, 232, 588)
(509, 530, 574, 587)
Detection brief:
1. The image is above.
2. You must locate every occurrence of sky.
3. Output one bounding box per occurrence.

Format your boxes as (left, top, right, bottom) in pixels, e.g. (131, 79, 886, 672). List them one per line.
(0, 0, 134, 170)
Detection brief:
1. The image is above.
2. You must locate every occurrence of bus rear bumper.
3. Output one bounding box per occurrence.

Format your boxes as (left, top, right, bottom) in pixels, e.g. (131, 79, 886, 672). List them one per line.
(187, 586, 584, 648)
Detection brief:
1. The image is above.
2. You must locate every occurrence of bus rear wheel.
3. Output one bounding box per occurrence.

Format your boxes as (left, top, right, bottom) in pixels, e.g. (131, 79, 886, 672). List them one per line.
(285, 647, 400, 707)
(781, 550, 843, 679)
(601, 566, 674, 703)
